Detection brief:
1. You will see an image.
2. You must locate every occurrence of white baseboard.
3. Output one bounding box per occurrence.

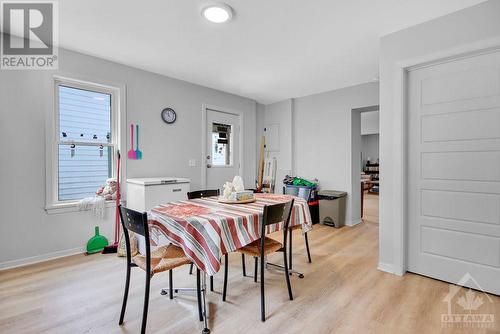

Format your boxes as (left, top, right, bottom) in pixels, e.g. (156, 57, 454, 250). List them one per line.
(0, 247, 86, 271)
(377, 262, 406, 276)
(377, 262, 395, 274)
(346, 218, 362, 226)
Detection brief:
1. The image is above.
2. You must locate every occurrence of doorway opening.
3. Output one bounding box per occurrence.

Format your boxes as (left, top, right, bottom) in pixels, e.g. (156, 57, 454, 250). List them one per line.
(352, 105, 379, 225)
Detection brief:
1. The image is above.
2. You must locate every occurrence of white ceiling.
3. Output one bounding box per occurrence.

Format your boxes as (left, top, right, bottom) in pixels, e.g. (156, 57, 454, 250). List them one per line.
(59, 0, 486, 104)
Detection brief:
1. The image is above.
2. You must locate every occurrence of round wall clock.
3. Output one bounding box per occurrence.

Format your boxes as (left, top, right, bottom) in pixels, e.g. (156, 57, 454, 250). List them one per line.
(161, 108, 177, 124)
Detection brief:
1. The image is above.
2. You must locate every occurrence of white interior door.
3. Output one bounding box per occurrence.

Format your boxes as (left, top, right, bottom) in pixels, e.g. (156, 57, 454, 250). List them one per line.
(407, 50, 500, 295)
(206, 109, 240, 191)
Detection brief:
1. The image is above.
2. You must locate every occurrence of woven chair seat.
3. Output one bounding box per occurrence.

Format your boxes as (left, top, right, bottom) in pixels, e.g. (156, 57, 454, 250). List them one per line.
(236, 237, 283, 257)
(133, 244, 192, 275)
(289, 224, 302, 231)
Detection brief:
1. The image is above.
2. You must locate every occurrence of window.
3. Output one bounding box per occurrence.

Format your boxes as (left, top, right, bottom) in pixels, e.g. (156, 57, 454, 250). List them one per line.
(211, 123, 233, 166)
(48, 77, 120, 208)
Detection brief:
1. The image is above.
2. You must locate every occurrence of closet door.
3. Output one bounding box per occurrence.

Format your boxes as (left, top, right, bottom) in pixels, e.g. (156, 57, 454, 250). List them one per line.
(407, 50, 500, 295)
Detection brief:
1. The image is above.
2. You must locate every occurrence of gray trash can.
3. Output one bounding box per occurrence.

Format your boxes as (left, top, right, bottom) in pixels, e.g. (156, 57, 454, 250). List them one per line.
(318, 190, 347, 228)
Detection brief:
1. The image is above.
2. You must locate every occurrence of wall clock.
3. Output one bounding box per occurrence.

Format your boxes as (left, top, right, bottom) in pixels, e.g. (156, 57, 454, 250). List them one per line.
(161, 108, 177, 124)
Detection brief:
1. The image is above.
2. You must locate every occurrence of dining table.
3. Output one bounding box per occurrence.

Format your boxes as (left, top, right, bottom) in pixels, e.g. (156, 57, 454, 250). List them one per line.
(147, 193, 313, 276)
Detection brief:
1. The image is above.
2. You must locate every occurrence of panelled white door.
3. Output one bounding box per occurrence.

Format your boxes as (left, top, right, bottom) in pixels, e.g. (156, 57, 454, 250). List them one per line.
(407, 50, 500, 295)
(205, 109, 241, 191)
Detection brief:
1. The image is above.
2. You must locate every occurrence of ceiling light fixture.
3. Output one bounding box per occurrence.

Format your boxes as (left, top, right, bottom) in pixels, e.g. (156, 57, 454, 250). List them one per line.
(202, 3, 233, 23)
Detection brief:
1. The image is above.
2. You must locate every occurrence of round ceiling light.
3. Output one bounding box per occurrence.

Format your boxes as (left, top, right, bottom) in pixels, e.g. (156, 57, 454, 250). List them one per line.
(202, 3, 233, 23)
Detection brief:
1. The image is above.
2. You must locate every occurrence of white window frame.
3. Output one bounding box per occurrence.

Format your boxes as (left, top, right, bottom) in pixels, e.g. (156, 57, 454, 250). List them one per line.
(46, 75, 123, 213)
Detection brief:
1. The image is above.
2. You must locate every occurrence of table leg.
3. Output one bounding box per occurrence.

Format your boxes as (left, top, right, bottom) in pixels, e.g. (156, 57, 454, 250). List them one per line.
(241, 254, 246, 277)
(201, 273, 210, 334)
(254, 257, 258, 282)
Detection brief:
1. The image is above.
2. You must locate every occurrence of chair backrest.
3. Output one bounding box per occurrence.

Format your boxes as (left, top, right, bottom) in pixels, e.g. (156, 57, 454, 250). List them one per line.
(118, 205, 150, 268)
(119, 205, 148, 236)
(260, 199, 294, 257)
(187, 189, 220, 199)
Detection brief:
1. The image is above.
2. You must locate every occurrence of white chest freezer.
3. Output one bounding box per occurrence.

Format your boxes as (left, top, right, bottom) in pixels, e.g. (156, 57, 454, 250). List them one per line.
(126, 177, 190, 212)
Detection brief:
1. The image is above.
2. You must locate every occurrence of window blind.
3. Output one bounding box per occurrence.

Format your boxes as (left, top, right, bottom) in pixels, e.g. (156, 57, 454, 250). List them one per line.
(57, 85, 113, 201)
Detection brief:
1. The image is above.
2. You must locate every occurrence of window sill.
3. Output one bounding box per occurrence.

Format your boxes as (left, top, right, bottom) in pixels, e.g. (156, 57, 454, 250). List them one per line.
(45, 200, 117, 215)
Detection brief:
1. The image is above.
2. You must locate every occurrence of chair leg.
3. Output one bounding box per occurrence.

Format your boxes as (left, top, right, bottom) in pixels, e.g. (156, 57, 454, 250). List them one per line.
(304, 232, 312, 263)
(288, 228, 293, 270)
(241, 253, 246, 277)
(210, 276, 214, 292)
(283, 246, 294, 301)
(196, 269, 203, 322)
(222, 253, 228, 301)
(254, 257, 258, 283)
(119, 264, 131, 325)
(260, 255, 265, 322)
(141, 272, 151, 334)
(189, 263, 194, 275)
(169, 269, 173, 300)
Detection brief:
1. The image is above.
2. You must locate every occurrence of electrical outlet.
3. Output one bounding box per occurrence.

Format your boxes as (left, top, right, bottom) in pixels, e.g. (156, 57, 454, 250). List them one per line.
(189, 159, 196, 167)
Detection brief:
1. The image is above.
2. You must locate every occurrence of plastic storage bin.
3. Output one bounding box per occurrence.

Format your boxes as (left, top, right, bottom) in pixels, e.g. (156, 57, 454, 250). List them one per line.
(283, 184, 317, 201)
(284, 184, 319, 224)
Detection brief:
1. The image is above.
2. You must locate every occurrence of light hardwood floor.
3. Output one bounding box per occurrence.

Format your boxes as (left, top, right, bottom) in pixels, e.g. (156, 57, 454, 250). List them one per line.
(362, 192, 379, 224)
(1, 218, 499, 333)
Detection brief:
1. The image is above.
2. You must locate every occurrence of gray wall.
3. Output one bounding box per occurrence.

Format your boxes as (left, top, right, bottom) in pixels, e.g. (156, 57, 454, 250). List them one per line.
(257, 99, 294, 192)
(379, 0, 500, 274)
(0, 44, 257, 268)
(361, 134, 379, 167)
(257, 83, 379, 224)
(293, 82, 379, 225)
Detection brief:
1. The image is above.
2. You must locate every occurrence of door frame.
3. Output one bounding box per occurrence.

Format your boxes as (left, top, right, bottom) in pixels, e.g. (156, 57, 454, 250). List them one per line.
(391, 37, 500, 276)
(351, 105, 379, 226)
(201, 104, 244, 189)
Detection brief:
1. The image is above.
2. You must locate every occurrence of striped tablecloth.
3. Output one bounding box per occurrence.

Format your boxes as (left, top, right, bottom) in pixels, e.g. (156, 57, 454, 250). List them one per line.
(147, 193, 312, 275)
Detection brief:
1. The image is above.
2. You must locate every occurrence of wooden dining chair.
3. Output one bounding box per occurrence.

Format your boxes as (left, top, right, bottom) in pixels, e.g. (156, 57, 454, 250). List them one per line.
(222, 200, 295, 322)
(118, 205, 209, 334)
(187, 189, 220, 291)
(187, 189, 220, 200)
(247, 189, 311, 278)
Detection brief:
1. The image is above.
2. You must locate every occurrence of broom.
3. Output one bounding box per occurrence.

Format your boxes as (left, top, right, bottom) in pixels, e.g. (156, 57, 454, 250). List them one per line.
(102, 150, 121, 254)
(255, 135, 265, 192)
